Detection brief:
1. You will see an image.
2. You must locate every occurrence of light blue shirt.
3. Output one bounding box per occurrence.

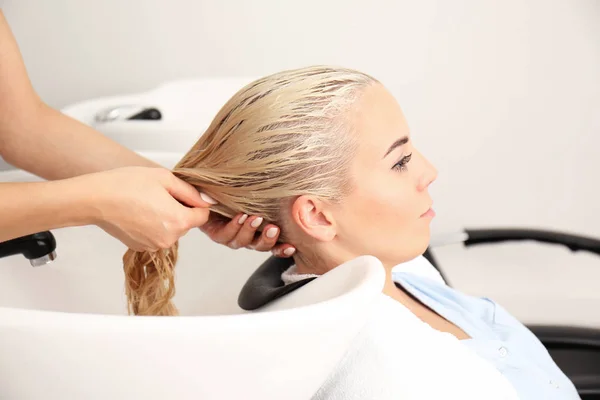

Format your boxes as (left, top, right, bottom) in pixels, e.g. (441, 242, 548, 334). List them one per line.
(392, 270, 580, 400)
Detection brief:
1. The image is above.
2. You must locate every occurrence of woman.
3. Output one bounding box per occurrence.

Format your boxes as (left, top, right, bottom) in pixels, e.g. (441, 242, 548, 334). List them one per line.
(123, 66, 579, 399)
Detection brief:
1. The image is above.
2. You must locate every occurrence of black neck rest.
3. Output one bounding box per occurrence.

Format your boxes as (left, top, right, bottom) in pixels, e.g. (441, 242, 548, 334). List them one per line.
(238, 255, 317, 311)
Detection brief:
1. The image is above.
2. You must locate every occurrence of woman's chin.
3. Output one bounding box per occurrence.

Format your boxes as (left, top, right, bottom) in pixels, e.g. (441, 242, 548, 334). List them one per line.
(402, 239, 431, 262)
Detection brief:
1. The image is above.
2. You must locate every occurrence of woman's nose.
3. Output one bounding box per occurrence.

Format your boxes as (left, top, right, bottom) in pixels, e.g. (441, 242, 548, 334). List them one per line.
(417, 156, 438, 192)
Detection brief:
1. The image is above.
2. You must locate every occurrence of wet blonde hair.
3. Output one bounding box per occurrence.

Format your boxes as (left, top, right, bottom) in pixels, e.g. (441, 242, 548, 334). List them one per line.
(122, 66, 378, 316)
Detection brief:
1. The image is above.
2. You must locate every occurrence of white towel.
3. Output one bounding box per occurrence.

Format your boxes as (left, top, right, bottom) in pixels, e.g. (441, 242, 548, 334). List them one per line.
(281, 257, 519, 399)
(311, 294, 520, 400)
(281, 264, 319, 285)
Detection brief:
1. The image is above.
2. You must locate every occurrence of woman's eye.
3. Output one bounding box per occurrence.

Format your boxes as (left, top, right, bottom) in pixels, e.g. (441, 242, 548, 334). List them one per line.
(392, 153, 412, 172)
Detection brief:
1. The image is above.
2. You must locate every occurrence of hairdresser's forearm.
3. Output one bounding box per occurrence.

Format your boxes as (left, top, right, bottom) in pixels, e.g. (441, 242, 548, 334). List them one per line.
(0, 178, 99, 241)
(1, 104, 159, 180)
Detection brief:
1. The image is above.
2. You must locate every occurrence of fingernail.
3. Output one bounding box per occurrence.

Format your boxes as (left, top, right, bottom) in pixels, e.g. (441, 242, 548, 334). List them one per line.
(250, 217, 263, 228)
(238, 214, 248, 224)
(200, 192, 218, 205)
(284, 248, 296, 256)
(266, 227, 278, 238)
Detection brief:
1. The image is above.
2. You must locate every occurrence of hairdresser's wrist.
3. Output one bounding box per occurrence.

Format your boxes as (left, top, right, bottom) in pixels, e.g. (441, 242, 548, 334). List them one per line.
(0, 177, 101, 242)
(51, 174, 105, 227)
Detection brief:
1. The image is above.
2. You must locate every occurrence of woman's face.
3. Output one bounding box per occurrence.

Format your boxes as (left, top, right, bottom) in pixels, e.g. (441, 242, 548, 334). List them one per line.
(329, 83, 438, 268)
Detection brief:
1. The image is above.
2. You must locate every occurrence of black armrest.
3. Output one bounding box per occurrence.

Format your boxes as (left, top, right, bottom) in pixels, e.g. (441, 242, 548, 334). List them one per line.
(529, 325, 600, 348)
(464, 228, 600, 258)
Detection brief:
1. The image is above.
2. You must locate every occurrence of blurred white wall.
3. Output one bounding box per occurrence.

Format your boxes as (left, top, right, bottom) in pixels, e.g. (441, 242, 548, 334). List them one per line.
(2, 0, 600, 311)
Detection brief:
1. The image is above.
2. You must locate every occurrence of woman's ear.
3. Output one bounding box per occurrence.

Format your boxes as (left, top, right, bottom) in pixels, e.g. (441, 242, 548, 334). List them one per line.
(290, 195, 337, 242)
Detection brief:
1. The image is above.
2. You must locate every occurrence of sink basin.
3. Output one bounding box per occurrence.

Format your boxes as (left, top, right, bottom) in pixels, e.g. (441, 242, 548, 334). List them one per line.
(0, 151, 266, 316)
(0, 151, 386, 399)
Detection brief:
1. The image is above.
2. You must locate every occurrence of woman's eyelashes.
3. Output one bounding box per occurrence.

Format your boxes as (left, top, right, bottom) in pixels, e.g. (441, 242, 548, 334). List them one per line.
(392, 153, 412, 172)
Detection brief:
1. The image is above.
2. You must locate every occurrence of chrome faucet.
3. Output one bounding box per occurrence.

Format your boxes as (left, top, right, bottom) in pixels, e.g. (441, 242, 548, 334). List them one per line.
(94, 105, 162, 123)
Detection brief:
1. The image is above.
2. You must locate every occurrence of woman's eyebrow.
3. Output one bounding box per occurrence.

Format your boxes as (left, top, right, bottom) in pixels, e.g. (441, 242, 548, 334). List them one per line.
(383, 136, 409, 158)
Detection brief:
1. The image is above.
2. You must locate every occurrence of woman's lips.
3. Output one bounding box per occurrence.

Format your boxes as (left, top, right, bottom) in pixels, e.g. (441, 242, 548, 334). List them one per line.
(420, 208, 436, 218)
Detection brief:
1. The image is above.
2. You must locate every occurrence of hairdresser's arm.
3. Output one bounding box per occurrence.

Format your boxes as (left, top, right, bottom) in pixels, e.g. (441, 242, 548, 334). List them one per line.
(0, 11, 157, 179)
(0, 11, 295, 255)
(0, 167, 214, 248)
(0, 181, 92, 242)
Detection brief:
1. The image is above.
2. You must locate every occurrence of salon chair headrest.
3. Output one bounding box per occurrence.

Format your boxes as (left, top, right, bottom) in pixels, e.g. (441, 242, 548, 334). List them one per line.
(238, 256, 315, 310)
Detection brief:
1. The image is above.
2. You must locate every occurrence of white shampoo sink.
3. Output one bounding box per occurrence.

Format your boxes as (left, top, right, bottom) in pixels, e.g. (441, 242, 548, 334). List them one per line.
(0, 151, 386, 400)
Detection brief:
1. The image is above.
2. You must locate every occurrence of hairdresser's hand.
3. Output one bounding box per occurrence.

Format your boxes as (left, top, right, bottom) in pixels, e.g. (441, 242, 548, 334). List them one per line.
(200, 213, 296, 257)
(87, 167, 215, 252)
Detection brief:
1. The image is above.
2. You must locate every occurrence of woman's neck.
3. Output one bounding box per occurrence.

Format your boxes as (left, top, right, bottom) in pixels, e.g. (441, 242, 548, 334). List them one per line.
(382, 269, 402, 297)
(292, 250, 337, 276)
(295, 251, 405, 300)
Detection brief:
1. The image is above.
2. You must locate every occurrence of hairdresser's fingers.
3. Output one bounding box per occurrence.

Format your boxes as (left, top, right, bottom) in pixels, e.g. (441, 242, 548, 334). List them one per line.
(184, 207, 211, 229)
(199, 213, 245, 244)
(250, 223, 281, 251)
(163, 171, 217, 208)
(271, 243, 297, 258)
(229, 215, 263, 249)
